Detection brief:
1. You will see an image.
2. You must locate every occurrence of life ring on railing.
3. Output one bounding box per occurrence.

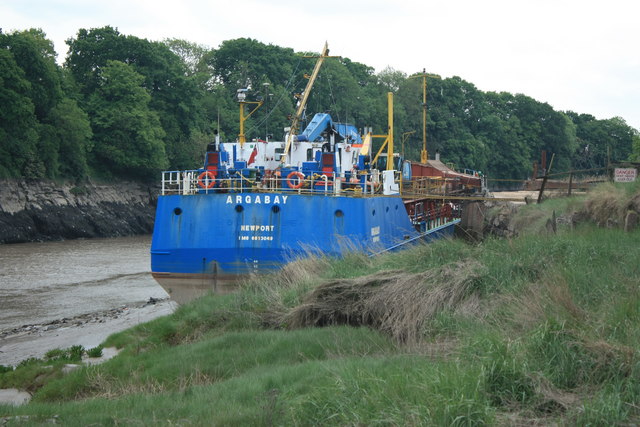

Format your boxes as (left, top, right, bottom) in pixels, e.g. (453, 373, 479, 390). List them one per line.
(197, 171, 216, 189)
(365, 180, 381, 193)
(349, 168, 359, 184)
(286, 171, 305, 189)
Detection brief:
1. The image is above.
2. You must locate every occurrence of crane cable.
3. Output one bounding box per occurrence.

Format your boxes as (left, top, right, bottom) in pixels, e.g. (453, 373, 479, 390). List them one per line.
(244, 57, 305, 137)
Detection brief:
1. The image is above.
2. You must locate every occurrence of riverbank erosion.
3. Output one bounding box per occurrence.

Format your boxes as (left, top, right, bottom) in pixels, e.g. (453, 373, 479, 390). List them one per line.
(0, 180, 157, 243)
(476, 185, 640, 239)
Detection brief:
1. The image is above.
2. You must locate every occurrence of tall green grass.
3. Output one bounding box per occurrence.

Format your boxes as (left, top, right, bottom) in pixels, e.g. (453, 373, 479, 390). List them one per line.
(2, 187, 639, 425)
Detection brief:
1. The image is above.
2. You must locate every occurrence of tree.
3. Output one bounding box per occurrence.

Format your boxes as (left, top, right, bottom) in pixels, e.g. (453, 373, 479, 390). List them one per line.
(377, 67, 407, 92)
(2, 29, 62, 121)
(480, 92, 531, 179)
(0, 47, 39, 178)
(163, 38, 209, 77)
(510, 94, 577, 173)
(1, 29, 69, 178)
(307, 58, 364, 125)
(567, 113, 637, 170)
(630, 130, 640, 162)
(47, 98, 93, 179)
(66, 27, 204, 170)
(209, 38, 298, 88)
(87, 60, 167, 177)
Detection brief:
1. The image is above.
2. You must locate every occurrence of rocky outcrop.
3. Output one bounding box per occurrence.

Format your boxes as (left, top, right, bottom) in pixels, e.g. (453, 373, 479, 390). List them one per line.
(0, 180, 158, 244)
(481, 191, 640, 239)
(484, 203, 520, 238)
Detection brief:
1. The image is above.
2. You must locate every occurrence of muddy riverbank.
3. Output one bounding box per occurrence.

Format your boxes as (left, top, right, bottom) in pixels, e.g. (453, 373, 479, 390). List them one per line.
(0, 235, 172, 367)
(0, 179, 157, 244)
(0, 298, 176, 367)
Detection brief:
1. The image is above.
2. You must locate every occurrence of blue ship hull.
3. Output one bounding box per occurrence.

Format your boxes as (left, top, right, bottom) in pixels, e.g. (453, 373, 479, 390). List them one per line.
(151, 191, 458, 302)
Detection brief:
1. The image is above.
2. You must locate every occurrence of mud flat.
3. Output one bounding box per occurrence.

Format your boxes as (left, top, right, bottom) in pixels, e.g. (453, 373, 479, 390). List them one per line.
(0, 298, 176, 367)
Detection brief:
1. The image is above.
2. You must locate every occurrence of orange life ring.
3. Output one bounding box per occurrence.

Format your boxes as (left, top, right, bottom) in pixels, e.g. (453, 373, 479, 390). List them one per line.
(366, 180, 381, 192)
(286, 171, 305, 189)
(197, 171, 216, 189)
(349, 169, 359, 184)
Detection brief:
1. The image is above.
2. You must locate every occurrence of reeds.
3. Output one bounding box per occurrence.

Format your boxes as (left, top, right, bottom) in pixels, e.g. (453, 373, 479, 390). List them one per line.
(2, 182, 639, 425)
(285, 260, 485, 344)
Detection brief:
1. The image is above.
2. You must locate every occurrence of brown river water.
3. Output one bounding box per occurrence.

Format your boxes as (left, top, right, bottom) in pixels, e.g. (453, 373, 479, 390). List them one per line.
(0, 235, 169, 332)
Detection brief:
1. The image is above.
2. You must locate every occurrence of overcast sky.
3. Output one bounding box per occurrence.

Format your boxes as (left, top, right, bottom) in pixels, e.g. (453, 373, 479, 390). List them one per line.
(3, 0, 639, 130)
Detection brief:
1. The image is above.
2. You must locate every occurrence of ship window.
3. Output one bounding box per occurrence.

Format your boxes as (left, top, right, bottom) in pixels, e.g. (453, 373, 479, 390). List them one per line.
(271, 205, 280, 214)
(307, 148, 314, 161)
(173, 207, 182, 215)
(235, 205, 244, 213)
(275, 147, 284, 162)
(335, 209, 344, 217)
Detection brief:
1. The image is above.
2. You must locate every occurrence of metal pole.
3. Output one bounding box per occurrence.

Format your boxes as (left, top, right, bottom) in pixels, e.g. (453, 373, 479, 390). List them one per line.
(238, 101, 245, 145)
(537, 153, 555, 204)
(421, 71, 427, 163)
(387, 92, 394, 171)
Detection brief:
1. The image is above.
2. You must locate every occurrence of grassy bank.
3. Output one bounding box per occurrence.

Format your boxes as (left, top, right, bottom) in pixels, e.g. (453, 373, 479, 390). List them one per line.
(2, 183, 639, 425)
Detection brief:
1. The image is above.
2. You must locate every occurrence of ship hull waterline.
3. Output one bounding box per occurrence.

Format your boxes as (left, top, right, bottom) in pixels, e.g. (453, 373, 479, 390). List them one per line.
(151, 191, 459, 303)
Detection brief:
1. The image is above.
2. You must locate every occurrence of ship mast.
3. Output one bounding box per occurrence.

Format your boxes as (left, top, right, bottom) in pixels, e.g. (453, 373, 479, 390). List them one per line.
(410, 69, 439, 164)
(283, 42, 330, 165)
(237, 89, 263, 148)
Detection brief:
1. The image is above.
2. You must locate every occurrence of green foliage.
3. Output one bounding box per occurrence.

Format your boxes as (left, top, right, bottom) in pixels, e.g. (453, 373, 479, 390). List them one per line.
(631, 131, 640, 161)
(43, 348, 66, 361)
(162, 38, 208, 77)
(0, 45, 39, 178)
(471, 334, 535, 406)
(210, 38, 298, 89)
(568, 112, 637, 169)
(44, 345, 84, 362)
(86, 346, 103, 358)
(40, 98, 93, 179)
(291, 357, 494, 426)
(2, 29, 62, 120)
(36, 327, 394, 403)
(1, 355, 70, 392)
(66, 26, 206, 172)
(87, 60, 168, 177)
(2, 28, 638, 183)
(528, 320, 596, 389)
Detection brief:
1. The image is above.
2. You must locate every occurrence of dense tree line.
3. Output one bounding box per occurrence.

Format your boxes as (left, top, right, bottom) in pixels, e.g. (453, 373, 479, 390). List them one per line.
(1, 28, 638, 182)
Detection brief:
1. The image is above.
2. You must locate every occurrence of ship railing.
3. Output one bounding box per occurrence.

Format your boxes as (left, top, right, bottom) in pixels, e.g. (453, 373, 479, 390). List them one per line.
(400, 175, 485, 198)
(159, 169, 387, 197)
(408, 198, 461, 230)
(161, 170, 198, 195)
(160, 169, 481, 198)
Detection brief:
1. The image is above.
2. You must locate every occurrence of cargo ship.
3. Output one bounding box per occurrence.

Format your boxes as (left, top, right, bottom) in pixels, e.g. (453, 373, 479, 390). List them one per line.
(150, 44, 483, 303)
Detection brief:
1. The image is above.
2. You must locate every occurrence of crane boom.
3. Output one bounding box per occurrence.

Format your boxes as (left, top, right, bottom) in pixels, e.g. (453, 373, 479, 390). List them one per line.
(283, 42, 329, 165)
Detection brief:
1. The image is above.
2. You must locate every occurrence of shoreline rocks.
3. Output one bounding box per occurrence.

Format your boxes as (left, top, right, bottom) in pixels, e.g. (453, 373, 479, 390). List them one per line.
(0, 179, 158, 244)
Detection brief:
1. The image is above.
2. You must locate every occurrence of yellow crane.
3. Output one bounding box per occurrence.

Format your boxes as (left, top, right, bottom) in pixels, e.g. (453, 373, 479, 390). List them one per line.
(282, 42, 332, 165)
